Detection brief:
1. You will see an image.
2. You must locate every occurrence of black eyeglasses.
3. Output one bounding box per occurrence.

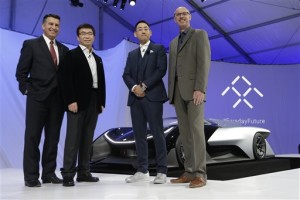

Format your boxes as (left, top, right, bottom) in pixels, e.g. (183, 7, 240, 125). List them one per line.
(174, 12, 190, 17)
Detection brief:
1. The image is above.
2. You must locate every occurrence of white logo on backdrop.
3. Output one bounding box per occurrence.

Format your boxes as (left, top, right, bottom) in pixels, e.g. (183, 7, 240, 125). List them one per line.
(221, 76, 263, 109)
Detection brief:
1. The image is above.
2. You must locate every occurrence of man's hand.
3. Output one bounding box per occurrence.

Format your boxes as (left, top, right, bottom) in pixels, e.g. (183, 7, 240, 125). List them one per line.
(68, 102, 78, 113)
(193, 91, 205, 105)
(133, 85, 145, 97)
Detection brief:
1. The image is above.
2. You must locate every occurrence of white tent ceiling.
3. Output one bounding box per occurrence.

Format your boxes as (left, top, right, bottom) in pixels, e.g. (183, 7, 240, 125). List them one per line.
(1, 0, 300, 64)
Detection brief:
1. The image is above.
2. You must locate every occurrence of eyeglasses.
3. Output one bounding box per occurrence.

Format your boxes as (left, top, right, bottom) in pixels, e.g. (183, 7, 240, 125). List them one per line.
(174, 12, 190, 17)
(79, 32, 94, 36)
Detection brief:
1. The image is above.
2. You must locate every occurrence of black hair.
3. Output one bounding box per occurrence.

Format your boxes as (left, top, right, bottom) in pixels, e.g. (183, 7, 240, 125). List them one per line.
(134, 20, 150, 30)
(76, 23, 96, 36)
(43, 14, 60, 23)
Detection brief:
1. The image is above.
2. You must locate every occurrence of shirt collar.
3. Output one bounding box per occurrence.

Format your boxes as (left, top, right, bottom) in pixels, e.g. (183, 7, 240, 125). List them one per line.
(179, 26, 191, 36)
(43, 34, 56, 45)
(140, 40, 150, 48)
(79, 44, 93, 56)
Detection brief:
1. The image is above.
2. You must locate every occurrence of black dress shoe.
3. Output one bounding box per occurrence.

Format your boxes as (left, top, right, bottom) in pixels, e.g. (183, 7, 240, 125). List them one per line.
(76, 173, 99, 182)
(42, 175, 63, 184)
(25, 180, 41, 187)
(63, 177, 75, 187)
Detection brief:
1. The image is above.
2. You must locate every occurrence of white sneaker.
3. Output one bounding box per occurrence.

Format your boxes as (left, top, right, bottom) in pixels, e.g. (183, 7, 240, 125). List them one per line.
(125, 171, 149, 183)
(153, 173, 167, 184)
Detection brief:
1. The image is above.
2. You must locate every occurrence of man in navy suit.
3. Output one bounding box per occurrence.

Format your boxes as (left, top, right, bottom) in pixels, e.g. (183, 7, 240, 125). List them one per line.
(58, 23, 106, 187)
(123, 20, 168, 184)
(16, 14, 69, 187)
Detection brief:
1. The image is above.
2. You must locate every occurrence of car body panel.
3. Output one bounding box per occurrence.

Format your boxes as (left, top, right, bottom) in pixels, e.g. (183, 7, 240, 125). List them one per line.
(90, 118, 275, 168)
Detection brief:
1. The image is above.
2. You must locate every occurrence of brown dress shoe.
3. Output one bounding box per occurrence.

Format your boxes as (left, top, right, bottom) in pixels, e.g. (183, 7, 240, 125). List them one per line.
(189, 177, 207, 188)
(170, 175, 194, 183)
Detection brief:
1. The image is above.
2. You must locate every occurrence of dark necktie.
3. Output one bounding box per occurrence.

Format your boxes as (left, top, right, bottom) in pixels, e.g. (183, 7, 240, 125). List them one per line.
(178, 32, 185, 51)
(50, 40, 58, 68)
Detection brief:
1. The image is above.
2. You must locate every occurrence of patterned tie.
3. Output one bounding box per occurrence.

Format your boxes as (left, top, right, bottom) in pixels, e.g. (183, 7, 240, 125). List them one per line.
(50, 40, 58, 68)
(141, 48, 146, 58)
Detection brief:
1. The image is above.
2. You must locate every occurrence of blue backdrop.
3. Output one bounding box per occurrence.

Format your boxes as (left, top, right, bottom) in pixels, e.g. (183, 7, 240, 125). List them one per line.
(205, 62, 300, 154)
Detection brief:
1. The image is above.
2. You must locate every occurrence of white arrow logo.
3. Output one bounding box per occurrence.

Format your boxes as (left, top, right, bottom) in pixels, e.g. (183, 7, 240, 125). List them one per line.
(221, 76, 263, 109)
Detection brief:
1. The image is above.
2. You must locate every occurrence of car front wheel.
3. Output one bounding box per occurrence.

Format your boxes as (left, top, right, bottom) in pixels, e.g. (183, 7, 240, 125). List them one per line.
(253, 132, 267, 160)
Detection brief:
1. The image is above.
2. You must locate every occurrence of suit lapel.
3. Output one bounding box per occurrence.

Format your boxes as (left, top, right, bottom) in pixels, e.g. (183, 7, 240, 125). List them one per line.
(76, 46, 93, 77)
(139, 43, 152, 79)
(178, 29, 194, 53)
(57, 42, 65, 66)
(132, 48, 140, 81)
(38, 36, 55, 66)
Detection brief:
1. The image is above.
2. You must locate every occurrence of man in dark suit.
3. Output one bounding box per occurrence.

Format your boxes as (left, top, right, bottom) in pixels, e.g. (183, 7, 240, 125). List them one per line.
(15, 14, 69, 187)
(123, 20, 168, 184)
(58, 23, 106, 187)
(168, 7, 211, 188)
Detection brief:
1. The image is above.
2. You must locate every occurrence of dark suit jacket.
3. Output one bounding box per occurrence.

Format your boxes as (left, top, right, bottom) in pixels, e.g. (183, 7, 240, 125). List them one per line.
(123, 43, 168, 106)
(16, 36, 69, 101)
(168, 28, 211, 104)
(58, 46, 106, 113)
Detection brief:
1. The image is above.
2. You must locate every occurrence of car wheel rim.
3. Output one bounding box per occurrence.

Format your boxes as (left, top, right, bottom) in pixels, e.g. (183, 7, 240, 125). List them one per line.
(253, 133, 266, 159)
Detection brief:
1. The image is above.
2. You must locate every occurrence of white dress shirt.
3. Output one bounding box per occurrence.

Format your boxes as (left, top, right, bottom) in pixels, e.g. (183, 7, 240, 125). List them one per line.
(43, 34, 59, 64)
(140, 40, 150, 58)
(79, 45, 98, 89)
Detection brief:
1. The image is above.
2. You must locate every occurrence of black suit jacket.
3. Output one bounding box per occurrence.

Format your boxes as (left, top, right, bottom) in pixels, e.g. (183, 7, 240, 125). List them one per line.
(123, 43, 168, 106)
(16, 36, 69, 101)
(58, 46, 106, 113)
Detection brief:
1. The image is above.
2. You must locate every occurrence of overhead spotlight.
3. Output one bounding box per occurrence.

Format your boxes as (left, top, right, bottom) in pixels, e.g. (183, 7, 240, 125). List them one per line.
(120, 0, 126, 10)
(113, 0, 119, 7)
(70, 0, 84, 7)
(201, 0, 207, 2)
(129, 0, 136, 6)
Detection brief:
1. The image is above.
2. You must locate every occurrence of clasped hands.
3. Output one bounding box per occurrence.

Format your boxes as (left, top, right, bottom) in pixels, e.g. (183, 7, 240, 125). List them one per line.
(133, 83, 146, 97)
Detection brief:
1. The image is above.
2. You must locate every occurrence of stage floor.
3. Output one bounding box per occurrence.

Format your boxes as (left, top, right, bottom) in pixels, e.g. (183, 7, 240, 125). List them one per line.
(0, 167, 299, 199)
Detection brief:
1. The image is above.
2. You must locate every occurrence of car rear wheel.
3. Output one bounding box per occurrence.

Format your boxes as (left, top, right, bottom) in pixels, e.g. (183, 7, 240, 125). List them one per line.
(175, 136, 185, 168)
(253, 133, 266, 160)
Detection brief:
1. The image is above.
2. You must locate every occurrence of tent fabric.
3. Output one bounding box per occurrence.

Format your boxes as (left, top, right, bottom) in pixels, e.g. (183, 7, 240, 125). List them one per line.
(0, 0, 299, 64)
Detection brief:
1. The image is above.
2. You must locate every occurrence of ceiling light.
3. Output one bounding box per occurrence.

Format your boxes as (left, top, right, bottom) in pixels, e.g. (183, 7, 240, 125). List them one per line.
(103, 0, 108, 3)
(120, 0, 126, 10)
(70, 0, 84, 7)
(113, 0, 118, 7)
(129, 0, 136, 6)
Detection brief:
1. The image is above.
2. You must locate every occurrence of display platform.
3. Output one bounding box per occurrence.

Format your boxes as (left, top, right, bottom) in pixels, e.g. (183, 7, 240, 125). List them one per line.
(90, 156, 300, 181)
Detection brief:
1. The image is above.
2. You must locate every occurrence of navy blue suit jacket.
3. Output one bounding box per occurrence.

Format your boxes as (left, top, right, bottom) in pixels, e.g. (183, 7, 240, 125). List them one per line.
(123, 43, 168, 106)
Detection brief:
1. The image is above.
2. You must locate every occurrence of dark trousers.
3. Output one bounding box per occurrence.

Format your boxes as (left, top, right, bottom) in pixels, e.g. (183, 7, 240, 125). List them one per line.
(61, 91, 98, 178)
(130, 98, 167, 174)
(23, 89, 64, 181)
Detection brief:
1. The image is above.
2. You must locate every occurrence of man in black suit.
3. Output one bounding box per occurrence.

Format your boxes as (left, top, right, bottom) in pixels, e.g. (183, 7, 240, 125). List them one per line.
(58, 23, 106, 187)
(15, 14, 69, 187)
(123, 20, 168, 184)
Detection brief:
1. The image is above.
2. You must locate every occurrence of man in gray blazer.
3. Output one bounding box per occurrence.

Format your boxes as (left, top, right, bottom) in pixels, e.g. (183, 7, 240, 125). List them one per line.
(168, 7, 211, 188)
(16, 14, 69, 187)
(123, 20, 168, 184)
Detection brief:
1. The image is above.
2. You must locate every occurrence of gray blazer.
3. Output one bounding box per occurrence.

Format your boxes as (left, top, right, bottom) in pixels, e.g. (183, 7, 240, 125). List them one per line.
(168, 28, 211, 103)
